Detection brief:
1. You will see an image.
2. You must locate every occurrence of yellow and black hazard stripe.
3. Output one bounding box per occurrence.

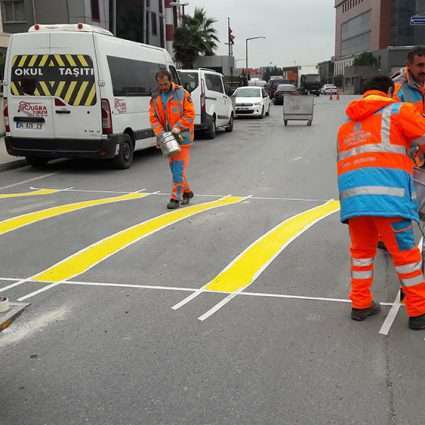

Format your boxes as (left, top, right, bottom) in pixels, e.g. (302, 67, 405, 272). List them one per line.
(12, 54, 92, 69)
(10, 54, 97, 106)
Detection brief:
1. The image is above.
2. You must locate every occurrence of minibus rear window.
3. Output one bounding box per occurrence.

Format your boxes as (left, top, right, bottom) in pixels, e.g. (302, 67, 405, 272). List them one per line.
(10, 54, 97, 106)
(179, 72, 199, 93)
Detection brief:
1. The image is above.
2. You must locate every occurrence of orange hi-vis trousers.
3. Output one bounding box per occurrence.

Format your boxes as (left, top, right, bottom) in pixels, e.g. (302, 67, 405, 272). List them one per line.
(169, 145, 191, 201)
(349, 216, 425, 317)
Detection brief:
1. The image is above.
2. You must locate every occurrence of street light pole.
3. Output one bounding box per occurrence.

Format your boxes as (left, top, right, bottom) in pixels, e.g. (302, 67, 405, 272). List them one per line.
(245, 36, 266, 75)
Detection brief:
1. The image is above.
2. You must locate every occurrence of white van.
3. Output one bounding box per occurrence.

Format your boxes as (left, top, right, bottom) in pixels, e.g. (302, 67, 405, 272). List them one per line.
(3, 24, 180, 169)
(178, 69, 233, 139)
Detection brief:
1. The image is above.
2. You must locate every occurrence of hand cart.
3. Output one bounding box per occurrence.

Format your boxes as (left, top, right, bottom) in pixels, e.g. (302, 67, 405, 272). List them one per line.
(283, 95, 314, 127)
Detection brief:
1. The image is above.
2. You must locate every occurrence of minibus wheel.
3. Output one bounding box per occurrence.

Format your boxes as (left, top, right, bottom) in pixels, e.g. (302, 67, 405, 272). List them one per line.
(113, 134, 134, 169)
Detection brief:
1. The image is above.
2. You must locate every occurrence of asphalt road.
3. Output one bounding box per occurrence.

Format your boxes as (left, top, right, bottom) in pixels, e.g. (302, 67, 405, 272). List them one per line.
(1, 97, 424, 425)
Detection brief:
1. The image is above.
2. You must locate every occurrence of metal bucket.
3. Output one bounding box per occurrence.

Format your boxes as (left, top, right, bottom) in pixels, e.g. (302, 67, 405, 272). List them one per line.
(414, 167, 425, 220)
(159, 131, 181, 157)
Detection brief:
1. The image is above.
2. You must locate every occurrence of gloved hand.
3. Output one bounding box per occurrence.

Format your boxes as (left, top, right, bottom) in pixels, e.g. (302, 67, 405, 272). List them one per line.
(171, 127, 181, 135)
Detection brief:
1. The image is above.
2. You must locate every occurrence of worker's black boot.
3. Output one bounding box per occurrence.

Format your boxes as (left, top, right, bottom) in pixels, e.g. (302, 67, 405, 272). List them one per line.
(351, 301, 381, 321)
(167, 199, 180, 210)
(181, 191, 194, 206)
(408, 314, 425, 330)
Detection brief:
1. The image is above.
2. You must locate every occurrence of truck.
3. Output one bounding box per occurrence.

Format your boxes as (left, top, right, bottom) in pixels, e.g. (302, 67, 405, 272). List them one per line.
(299, 74, 321, 96)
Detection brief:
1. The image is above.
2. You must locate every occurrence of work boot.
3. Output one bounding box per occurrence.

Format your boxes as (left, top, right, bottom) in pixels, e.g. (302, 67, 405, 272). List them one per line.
(351, 301, 381, 321)
(181, 191, 194, 205)
(408, 314, 425, 330)
(167, 199, 180, 210)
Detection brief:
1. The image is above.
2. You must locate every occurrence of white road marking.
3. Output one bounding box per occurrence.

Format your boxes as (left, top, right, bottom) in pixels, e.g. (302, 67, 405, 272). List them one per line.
(0, 278, 31, 293)
(0, 275, 395, 308)
(378, 237, 424, 336)
(17, 282, 63, 301)
(28, 186, 328, 202)
(379, 291, 401, 336)
(0, 173, 57, 190)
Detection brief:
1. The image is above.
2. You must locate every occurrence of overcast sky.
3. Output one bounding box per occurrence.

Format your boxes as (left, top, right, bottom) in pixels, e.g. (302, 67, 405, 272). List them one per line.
(187, 0, 336, 68)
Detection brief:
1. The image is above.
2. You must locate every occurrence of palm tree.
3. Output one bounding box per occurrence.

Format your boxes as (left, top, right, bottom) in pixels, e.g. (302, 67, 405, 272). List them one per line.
(173, 8, 219, 68)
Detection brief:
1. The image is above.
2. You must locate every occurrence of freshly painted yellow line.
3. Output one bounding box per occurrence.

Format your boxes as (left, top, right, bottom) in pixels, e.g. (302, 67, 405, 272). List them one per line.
(206, 200, 340, 293)
(33, 196, 245, 283)
(0, 192, 148, 237)
(0, 188, 59, 200)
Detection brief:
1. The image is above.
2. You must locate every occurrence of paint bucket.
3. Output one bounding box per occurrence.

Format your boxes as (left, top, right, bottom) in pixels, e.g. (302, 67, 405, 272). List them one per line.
(0, 296, 10, 313)
(159, 131, 181, 157)
(414, 167, 425, 220)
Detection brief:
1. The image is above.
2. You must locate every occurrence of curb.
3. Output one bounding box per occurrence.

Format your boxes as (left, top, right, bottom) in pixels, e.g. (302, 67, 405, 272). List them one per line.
(0, 158, 27, 172)
(0, 133, 27, 172)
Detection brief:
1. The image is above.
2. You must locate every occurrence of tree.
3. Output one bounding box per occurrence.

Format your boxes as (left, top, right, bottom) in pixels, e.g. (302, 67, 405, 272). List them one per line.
(173, 8, 219, 68)
(353, 52, 378, 67)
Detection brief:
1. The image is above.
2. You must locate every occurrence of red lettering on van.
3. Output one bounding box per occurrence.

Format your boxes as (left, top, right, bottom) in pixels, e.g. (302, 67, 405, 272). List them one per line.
(18, 101, 48, 117)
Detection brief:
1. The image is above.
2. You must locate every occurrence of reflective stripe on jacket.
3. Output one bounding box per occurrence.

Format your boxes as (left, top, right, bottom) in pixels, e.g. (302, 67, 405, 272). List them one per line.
(337, 90, 425, 223)
(149, 83, 195, 145)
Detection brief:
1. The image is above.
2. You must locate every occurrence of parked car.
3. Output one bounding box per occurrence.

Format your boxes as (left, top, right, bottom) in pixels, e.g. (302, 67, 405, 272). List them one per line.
(178, 68, 234, 139)
(321, 84, 338, 95)
(3, 23, 180, 169)
(232, 86, 271, 118)
(273, 84, 298, 105)
(266, 78, 290, 100)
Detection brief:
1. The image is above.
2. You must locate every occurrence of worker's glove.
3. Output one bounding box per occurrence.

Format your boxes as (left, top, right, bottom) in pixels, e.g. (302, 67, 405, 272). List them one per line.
(171, 127, 181, 135)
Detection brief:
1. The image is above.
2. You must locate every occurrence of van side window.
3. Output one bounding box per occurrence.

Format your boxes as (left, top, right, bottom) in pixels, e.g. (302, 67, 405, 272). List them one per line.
(107, 56, 161, 97)
(169, 65, 180, 84)
(205, 74, 224, 94)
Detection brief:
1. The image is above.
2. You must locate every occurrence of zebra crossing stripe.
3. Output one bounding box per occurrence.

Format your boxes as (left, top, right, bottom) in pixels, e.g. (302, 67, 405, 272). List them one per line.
(0, 192, 149, 237)
(31, 196, 246, 284)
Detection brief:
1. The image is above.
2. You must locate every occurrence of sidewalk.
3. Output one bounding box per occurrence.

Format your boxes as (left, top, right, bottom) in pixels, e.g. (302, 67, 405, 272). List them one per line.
(0, 137, 26, 169)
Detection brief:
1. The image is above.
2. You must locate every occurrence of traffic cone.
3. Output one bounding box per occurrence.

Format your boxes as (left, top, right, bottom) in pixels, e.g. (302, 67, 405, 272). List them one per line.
(336, 91, 340, 101)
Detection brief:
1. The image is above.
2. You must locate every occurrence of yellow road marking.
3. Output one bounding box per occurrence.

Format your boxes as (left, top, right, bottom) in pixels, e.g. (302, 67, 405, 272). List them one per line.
(33, 196, 245, 283)
(0, 192, 148, 237)
(0, 188, 59, 200)
(206, 200, 340, 293)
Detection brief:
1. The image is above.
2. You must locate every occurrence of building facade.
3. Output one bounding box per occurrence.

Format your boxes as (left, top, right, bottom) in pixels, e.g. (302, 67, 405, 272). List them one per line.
(0, 0, 171, 50)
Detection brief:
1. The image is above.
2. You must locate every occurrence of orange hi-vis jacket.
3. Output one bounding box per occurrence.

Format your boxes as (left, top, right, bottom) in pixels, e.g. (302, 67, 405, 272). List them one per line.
(337, 90, 425, 223)
(393, 67, 425, 116)
(149, 83, 195, 145)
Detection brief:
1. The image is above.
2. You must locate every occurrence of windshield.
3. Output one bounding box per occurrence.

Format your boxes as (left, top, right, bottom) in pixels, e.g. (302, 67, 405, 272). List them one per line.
(234, 88, 261, 97)
(179, 72, 199, 93)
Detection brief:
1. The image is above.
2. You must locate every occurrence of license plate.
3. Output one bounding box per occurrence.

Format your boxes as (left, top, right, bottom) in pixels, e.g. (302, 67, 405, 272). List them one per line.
(16, 122, 43, 130)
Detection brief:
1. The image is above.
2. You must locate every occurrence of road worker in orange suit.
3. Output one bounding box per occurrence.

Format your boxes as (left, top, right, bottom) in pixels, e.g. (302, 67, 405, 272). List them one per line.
(149, 70, 195, 209)
(337, 76, 425, 330)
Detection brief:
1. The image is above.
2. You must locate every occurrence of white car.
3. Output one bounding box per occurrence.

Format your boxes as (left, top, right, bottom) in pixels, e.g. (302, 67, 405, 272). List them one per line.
(321, 84, 338, 95)
(232, 86, 271, 118)
(3, 23, 179, 169)
(178, 69, 234, 139)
